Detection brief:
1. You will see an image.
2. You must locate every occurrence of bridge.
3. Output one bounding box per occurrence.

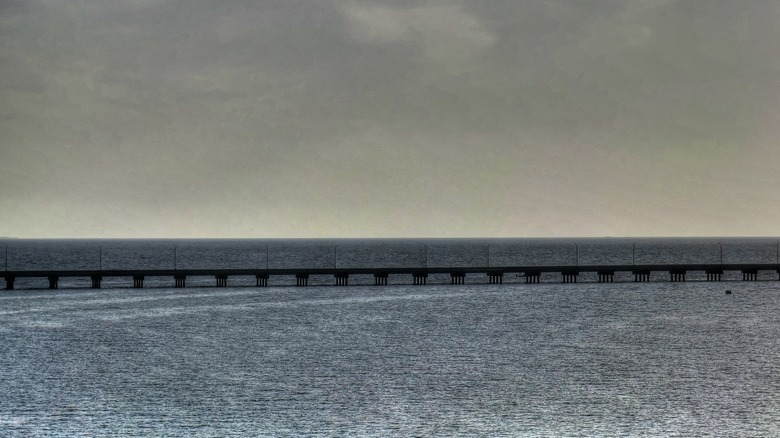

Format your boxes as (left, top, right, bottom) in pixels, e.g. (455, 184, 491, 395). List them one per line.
(3, 263, 780, 290)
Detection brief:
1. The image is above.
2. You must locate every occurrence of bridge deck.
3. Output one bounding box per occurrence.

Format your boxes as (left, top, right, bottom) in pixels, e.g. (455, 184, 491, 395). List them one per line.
(3, 263, 780, 278)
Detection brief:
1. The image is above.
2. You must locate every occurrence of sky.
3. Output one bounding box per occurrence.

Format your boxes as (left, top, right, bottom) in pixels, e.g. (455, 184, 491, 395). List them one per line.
(1, 0, 780, 238)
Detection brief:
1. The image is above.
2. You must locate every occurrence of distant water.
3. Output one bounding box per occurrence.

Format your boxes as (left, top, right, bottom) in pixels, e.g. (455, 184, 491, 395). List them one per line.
(1, 238, 780, 436)
(3, 237, 780, 287)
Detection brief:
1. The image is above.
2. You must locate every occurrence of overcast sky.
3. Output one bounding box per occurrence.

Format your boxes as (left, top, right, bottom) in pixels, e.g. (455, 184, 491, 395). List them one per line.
(1, 0, 779, 238)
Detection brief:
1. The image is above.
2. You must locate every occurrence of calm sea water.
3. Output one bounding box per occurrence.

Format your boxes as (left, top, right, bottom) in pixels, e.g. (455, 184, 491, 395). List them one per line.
(1, 238, 780, 436)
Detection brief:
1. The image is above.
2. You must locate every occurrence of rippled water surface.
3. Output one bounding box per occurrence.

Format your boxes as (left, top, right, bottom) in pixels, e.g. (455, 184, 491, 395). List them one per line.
(1, 282, 779, 436)
(2, 239, 780, 436)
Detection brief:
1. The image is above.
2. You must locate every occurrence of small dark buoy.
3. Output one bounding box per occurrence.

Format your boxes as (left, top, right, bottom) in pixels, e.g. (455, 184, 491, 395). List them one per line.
(725, 290, 732, 294)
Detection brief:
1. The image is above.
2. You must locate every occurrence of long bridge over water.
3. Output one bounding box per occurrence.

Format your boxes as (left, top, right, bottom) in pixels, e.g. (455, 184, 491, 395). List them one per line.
(4, 263, 780, 290)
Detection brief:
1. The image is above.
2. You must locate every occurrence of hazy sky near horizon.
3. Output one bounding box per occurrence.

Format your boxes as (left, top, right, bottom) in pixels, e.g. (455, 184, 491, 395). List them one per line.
(2, 0, 779, 238)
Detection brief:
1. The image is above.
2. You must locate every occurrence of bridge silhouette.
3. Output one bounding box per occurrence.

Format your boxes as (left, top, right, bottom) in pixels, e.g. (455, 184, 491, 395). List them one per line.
(3, 263, 780, 290)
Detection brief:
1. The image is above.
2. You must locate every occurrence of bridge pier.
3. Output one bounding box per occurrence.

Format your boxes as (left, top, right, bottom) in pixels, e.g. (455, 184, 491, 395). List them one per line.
(525, 272, 540, 284)
(133, 276, 144, 288)
(48, 276, 59, 289)
(561, 271, 578, 283)
(374, 273, 388, 285)
(335, 273, 349, 286)
(413, 273, 427, 285)
(91, 275, 102, 289)
(5, 276, 14, 290)
(597, 271, 614, 283)
(450, 273, 465, 284)
(670, 271, 686, 282)
(742, 269, 758, 281)
(256, 274, 268, 287)
(215, 275, 228, 287)
(175, 275, 187, 288)
(633, 271, 650, 282)
(488, 272, 504, 284)
(706, 270, 723, 281)
(296, 274, 309, 287)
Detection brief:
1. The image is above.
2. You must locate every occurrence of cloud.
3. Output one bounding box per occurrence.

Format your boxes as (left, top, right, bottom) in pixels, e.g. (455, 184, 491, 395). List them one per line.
(1, 1, 780, 237)
(339, 1, 495, 72)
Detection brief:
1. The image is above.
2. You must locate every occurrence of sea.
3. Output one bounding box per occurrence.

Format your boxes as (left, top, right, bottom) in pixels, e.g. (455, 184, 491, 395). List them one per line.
(1, 237, 779, 437)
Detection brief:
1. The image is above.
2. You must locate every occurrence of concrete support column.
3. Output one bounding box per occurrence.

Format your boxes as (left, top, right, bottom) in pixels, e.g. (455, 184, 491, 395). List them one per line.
(450, 273, 465, 284)
(133, 276, 144, 288)
(413, 273, 427, 285)
(48, 276, 59, 289)
(525, 272, 540, 284)
(597, 272, 614, 283)
(91, 275, 102, 289)
(706, 271, 722, 282)
(374, 273, 388, 285)
(488, 272, 504, 284)
(742, 270, 757, 281)
(561, 272, 578, 283)
(255, 274, 268, 287)
(175, 275, 186, 288)
(215, 275, 228, 287)
(633, 271, 650, 282)
(335, 273, 349, 286)
(296, 274, 309, 287)
(670, 271, 686, 282)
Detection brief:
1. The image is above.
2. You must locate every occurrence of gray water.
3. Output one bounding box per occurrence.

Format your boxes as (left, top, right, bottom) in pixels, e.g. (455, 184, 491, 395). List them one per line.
(1, 238, 780, 436)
